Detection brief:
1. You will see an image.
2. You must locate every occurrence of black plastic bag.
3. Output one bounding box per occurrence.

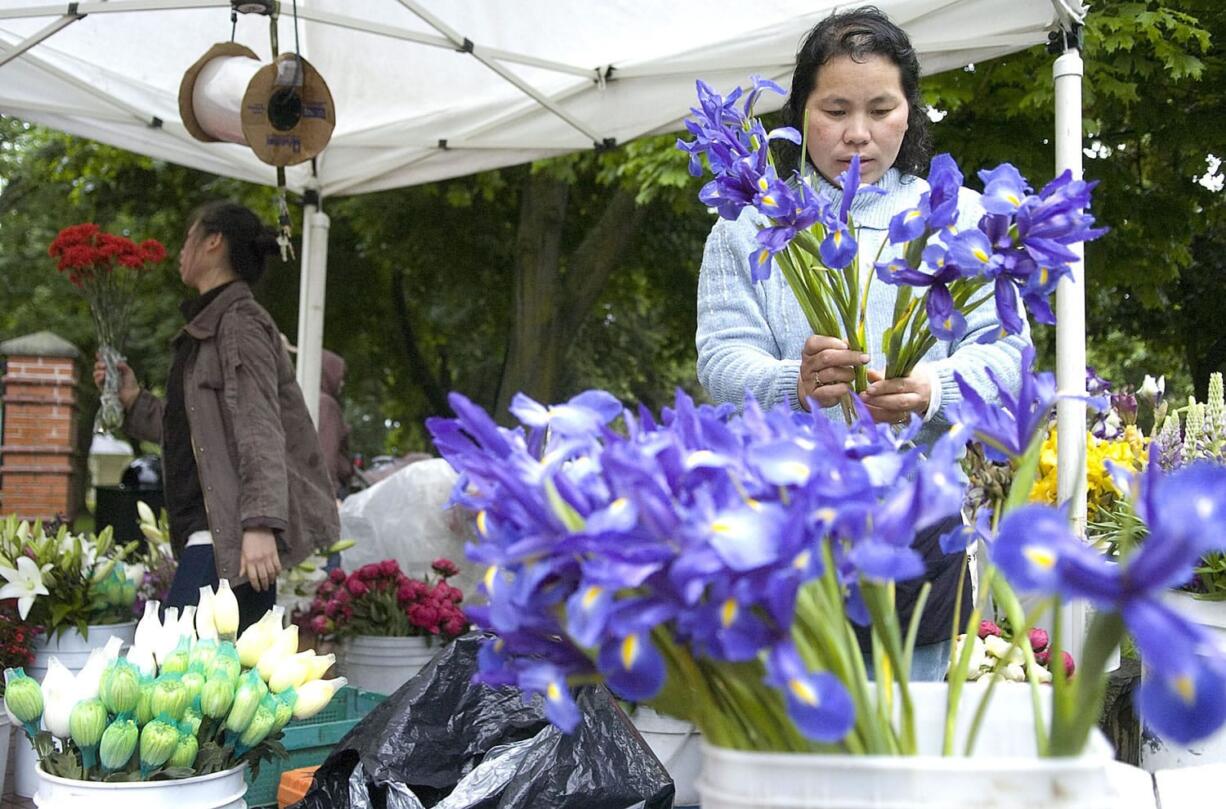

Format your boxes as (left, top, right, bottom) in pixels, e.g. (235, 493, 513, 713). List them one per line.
(291, 633, 675, 809)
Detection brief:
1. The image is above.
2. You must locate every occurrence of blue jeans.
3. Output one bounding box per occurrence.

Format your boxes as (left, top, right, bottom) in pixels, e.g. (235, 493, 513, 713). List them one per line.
(862, 638, 951, 682)
(164, 545, 276, 635)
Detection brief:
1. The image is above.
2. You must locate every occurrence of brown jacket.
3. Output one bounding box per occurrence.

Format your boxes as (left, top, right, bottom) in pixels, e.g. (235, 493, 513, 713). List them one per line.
(124, 282, 339, 585)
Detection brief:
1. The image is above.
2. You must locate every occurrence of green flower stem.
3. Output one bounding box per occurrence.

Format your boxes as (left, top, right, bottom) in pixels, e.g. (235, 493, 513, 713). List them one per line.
(862, 581, 915, 754)
(793, 584, 870, 753)
(1051, 610, 1126, 757)
(943, 566, 996, 755)
(963, 596, 1053, 756)
(650, 628, 737, 748)
(902, 582, 933, 682)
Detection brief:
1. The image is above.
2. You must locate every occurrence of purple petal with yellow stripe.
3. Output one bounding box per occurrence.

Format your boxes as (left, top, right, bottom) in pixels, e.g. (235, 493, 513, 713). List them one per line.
(764, 643, 854, 742)
(597, 631, 666, 701)
(519, 664, 581, 733)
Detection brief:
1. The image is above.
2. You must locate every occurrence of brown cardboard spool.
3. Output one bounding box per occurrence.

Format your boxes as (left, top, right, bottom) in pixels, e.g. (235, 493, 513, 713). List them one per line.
(178, 42, 260, 143)
(241, 53, 335, 167)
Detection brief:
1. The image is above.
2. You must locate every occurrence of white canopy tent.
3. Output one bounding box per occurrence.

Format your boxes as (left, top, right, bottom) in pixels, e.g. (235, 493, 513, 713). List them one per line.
(0, 1, 1092, 644)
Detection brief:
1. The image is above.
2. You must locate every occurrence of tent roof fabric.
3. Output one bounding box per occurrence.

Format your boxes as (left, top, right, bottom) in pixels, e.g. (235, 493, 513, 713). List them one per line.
(0, 0, 1081, 196)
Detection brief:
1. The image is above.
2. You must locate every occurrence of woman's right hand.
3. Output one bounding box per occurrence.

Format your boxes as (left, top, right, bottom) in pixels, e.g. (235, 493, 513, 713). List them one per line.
(93, 353, 140, 410)
(797, 335, 870, 411)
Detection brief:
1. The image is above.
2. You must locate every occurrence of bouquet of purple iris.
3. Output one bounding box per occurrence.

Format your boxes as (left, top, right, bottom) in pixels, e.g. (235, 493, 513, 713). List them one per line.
(678, 78, 1105, 392)
(428, 358, 1226, 756)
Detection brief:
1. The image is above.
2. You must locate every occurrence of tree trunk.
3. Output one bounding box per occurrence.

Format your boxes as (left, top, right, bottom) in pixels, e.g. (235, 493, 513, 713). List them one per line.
(391, 265, 450, 416)
(494, 175, 647, 420)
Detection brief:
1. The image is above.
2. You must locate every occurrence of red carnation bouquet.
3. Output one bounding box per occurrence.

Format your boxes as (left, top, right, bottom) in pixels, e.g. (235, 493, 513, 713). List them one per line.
(48, 223, 166, 433)
(0, 600, 42, 697)
(300, 558, 468, 642)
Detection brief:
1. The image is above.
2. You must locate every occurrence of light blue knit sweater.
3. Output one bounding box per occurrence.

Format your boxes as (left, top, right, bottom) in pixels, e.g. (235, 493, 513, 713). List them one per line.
(695, 168, 1031, 446)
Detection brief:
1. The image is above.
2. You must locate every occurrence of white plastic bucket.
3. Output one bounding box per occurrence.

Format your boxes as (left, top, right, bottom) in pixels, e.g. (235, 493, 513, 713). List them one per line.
(698, 682, 1116, 809)
(34, 763, 248, 808)
(1140, 592, 1226, 771)
(0, 714, 12, 796)
(13, 621, 136, 798)
(632, 707, 702, 807)
(340, 634, 438, 695)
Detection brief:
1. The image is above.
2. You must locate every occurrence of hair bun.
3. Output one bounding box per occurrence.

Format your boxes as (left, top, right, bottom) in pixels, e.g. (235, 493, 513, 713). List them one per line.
(254, 228, 282, 260)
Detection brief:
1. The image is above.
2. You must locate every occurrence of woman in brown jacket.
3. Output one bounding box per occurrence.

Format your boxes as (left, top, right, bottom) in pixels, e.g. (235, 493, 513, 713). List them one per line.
(94, 201, 339, 631)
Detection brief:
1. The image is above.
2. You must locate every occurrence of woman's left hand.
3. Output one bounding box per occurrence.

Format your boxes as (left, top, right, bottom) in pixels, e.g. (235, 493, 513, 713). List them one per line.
(240, 528, 282, 591)
(860, 369, 931, 424)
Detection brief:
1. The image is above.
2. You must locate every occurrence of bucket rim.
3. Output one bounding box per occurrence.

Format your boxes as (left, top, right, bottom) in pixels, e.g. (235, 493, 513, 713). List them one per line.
(36, 762, 248, 789)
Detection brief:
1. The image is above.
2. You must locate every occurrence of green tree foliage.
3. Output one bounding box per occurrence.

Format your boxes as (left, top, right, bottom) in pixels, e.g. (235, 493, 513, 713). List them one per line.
(3, 0, 1220, 456)
(923, 0, 1224, 397)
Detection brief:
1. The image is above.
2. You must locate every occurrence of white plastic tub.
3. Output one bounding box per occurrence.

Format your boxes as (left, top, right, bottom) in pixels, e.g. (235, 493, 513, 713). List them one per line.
(698, 682, 1116, 809)
(632, 707, 702, 807)
(34, 763, 247, 808)
(340, 634, 438, 695)
(13, 621, 136, 798)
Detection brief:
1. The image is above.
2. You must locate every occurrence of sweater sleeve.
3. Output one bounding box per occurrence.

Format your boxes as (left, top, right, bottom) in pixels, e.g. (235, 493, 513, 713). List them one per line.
(695, 215, 803, 411)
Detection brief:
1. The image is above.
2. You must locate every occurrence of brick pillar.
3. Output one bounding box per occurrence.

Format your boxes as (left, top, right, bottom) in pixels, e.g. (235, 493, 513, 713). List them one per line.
(0, 331, 86, 522)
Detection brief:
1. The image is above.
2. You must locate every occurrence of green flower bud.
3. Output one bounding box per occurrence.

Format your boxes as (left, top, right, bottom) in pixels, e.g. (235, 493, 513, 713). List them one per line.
(224, 670, 266, 734)
(160, 637, 192, 675)
(180, 669, 206, 704)
(135, 680, 154, 727)
(99, 660, 141, 715)
(211, 644, 242, 682)
(237, 704, 275, 751)
(69, 698, 108, 749)
(181, 706, 202, 737)
(169, 732, 198, 769)
(150, 677, 190, 722)
(188, 639, 219, 671)
(99, 717, 139, 771)
(139, 717, 180, 773)
(271, 689, 297, 734)
(200, 677, 235, 719)
(3, 668, 43, 728)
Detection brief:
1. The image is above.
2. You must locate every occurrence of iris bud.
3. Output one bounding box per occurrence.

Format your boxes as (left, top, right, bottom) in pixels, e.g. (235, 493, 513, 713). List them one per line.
(181, 668, 206, 704)
(293, 677, 348, 721)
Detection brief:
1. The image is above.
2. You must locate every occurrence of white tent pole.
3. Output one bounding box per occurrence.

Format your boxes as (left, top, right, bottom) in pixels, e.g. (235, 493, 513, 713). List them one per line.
(295, 181, 328, 426)
(1053, 30, 1089, 660)
(0, 12, 82, 69)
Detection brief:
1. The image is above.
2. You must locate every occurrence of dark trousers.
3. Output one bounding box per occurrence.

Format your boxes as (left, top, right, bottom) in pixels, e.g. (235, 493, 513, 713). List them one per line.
(163, 545, 276, 635)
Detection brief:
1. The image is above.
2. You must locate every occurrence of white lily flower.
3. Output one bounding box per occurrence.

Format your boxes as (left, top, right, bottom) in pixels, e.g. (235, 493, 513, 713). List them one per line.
(177, 605, 198, 644)
(293, 677, 348, 721)
(1139, 374, 1165, 406)
(0, 556, 52, 620)
(124, 562, 146, 587)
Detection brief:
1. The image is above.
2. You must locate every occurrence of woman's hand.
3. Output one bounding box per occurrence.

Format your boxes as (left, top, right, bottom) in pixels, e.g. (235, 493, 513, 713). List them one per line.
(797, 335, 871, 411)
(861, 369, 931, 424)
(93, 353, 140, 410)
(240, 528, 282, 592)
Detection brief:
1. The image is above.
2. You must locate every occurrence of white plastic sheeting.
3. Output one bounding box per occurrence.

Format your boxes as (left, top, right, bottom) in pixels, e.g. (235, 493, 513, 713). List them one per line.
(0, 0, 1081, 197)
(338, 458, 479, 598)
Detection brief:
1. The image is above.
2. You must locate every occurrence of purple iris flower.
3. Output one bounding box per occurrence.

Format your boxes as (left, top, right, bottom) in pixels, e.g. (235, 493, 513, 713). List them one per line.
(764, 642, 856, 742)
(520, 663, 582, 732)
(924, 153, 965, 230)
(597, 631, 667, 701)
(510, 390, 622, 438)
(978, 163, 1032, 215)
(833, 153, 886, 225)
(946, 346, 1053, 462)
(992, 463, 1226, 744)
(819, 223, 858, 270)
(888, 206, 927, 243)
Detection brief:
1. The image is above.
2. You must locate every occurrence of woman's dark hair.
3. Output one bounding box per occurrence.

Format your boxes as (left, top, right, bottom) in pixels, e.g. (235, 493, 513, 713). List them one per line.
(188, 201, 281, 284)
(782, 6, 932, 177)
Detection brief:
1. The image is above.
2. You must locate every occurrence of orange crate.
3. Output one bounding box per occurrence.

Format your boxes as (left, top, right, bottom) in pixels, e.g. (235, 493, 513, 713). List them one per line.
(277, 765, 319, 808)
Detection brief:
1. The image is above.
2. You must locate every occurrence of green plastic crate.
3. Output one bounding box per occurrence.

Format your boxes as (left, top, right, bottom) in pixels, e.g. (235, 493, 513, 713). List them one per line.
(246, 686, 385, 807)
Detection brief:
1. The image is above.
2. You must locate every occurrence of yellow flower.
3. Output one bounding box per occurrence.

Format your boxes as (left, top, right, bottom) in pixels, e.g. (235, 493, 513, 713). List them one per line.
(1028, 426, 1148, 509)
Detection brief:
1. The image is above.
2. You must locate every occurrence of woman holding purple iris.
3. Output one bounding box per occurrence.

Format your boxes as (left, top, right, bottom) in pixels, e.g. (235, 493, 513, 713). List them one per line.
(695, 6, 1030, 678)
